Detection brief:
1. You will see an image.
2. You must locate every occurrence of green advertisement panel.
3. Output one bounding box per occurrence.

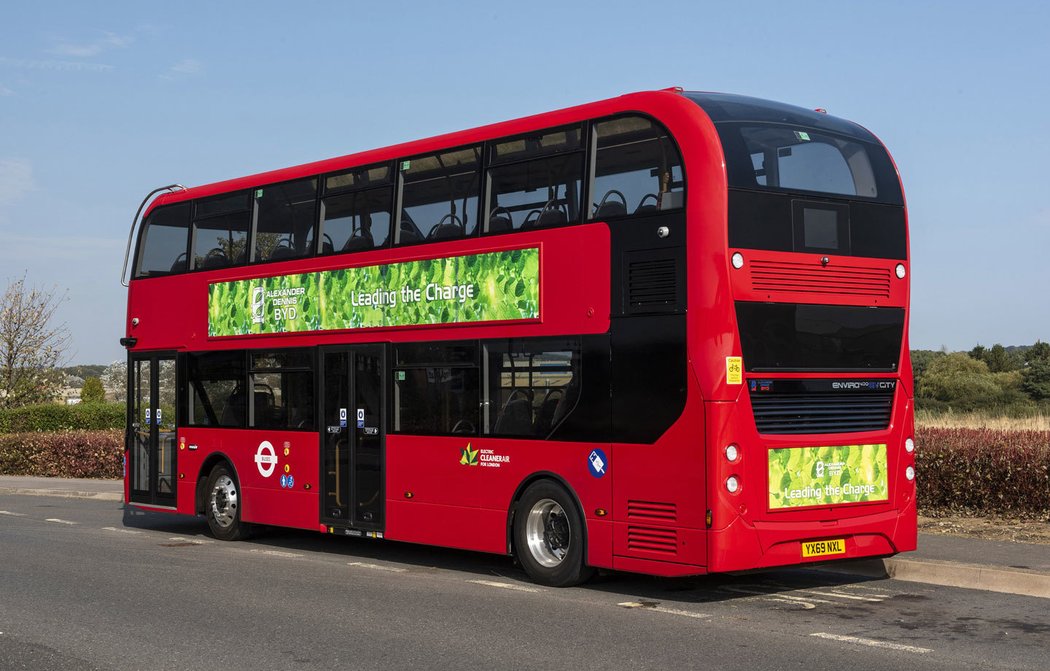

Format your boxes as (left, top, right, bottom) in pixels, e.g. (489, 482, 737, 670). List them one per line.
(768, 444, 888, 509)
(208, 248, 539, 337)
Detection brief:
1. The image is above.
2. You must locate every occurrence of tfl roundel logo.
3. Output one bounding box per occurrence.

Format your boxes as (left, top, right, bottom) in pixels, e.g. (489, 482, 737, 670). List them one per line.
(587, 449, 608, 478)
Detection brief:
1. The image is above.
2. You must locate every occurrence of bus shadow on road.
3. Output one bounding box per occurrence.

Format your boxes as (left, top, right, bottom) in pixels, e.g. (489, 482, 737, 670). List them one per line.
(122, 504, 893, 605)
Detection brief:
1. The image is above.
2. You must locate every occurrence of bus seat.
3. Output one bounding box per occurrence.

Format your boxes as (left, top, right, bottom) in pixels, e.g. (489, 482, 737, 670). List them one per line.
(488, 206, 512, 233)
(342, 231, 375, 252)
(398, 211, 423, 244)
(269, 246, 298, 261)
(634, 193, 660, 215)
(494, 394, 533, 436)
(595, 201, 627, 218)
(594, 190, 628, 219)
(536, 208, 567, 228)
(200, 248, 228, 270)
(254, 391, 273, 425)
(533, 388, 564, 436)
(220, 387, 246, 426)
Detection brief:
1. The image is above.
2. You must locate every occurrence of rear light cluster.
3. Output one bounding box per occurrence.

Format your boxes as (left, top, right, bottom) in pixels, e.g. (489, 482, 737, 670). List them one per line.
(725, 444, 741, 494)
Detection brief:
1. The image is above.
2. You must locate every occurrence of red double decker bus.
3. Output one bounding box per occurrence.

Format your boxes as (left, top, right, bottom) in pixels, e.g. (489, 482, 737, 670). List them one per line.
(122, 88, 915, 586)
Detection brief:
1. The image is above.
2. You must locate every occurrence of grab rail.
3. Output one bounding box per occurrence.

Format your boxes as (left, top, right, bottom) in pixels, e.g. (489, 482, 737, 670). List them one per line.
(120, 184, 186, 287)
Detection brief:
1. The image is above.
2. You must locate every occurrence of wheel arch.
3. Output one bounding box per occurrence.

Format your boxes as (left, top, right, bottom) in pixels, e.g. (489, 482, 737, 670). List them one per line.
(506, 471, 588, 559)
(195, 451, 238, 515)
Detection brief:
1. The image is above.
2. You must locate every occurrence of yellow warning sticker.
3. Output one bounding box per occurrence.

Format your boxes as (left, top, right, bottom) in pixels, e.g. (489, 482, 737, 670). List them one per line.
(726, 357, 743, 385)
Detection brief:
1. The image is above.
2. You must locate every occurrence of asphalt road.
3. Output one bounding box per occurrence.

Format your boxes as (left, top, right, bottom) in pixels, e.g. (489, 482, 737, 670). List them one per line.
(1, 494, 1047, 671)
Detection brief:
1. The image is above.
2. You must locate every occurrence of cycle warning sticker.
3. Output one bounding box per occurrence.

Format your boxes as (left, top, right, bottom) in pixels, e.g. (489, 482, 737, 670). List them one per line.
(726, 357, 743, 385)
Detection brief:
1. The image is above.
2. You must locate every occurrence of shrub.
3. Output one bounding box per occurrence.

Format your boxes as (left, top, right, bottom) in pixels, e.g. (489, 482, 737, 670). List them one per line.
(80, 377, 106, 404)
(0, 402, 125, 433)
(0, 430, 123, 478)
(917, 427, 1050, 519)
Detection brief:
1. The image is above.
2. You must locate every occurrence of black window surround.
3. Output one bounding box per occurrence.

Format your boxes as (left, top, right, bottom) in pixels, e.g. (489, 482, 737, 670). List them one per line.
(132, 114, 686, 279)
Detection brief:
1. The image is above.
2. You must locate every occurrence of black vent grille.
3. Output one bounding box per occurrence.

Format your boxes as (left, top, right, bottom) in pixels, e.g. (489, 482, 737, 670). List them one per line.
(751, 387, 894, 434)
(626, 256, 678, 314)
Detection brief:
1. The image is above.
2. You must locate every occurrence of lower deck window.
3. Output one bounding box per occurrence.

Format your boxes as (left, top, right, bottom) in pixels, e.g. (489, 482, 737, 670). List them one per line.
(393, 342, 479, 434)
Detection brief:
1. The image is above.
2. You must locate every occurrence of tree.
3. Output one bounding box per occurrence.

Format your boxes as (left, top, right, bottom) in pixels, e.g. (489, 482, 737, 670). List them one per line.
(978, 343, 1021, 373)
(80, 377, 105, 403)
(100, 360, 127, 403)
(1021, 341, 1050, 400)
(0, 275, 70, 408)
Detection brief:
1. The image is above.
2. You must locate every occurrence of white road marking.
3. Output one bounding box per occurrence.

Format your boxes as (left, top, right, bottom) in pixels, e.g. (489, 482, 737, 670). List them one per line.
(719, 585, 832, 604)
(810, 632, 932, 654)
(102, 527, 142, 534)
(767, 597, 817, 609)
(796, 589, 886, 602)
(44, 518, 77, 525)
(168, 537, 210, 545)
(248, 549, 303, 559)
(347, 561, 407, 573)
(618, 602, 712, 619)
(0, 510, 27, 517)
(467, 579, 542, 593)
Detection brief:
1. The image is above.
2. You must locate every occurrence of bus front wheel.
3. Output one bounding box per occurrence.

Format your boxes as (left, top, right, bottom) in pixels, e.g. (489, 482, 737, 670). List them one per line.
(205, 464, 251, 541)
(513, 480, 594, 587)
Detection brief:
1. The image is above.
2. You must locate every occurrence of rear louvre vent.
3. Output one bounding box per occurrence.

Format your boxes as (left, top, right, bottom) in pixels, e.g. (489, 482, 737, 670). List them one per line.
(626, 253, 679, 314)
(627, 500, 677, 523)
(627, 526, 678, 556)
(751, 387, 894, 434)
(749, 260, 891, 299)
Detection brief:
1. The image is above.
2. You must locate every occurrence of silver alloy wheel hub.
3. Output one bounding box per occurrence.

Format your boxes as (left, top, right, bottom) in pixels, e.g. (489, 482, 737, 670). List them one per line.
(525, 498, 570, 567)
(210, 475, 238, 529)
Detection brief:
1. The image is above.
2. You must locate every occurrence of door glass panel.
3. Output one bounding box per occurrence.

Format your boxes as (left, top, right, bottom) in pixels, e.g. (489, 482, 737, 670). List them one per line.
(131, 360, 151, 495)
(156, 358, 177, 498)
(323, 352, 350, 521)
(353, 350, 383, 525)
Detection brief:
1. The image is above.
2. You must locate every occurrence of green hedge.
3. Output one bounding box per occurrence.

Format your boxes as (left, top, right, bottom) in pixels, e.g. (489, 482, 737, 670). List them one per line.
(1, 424, 1048, 521)
(0, 430, 123, 478)
(0, 402, 125, 434)
(917, 428, 1050, 519)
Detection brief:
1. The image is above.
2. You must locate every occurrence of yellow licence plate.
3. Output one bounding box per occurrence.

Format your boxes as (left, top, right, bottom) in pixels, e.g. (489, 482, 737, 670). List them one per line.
(801, 538, 846, 558)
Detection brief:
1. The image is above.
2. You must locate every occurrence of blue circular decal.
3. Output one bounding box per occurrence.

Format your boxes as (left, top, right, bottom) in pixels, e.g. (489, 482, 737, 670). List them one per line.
(587, 449, 608, 478)
(287, 474, 294, 488)
(280, 474, 288, 488)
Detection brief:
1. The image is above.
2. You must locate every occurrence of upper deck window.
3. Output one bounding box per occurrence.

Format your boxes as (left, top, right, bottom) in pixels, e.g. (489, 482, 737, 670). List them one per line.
(486, 125, 584, 233)
(193, 192, 251, 270)
(396, 146, 481, 245)
(252, 178, 317, 263)
(590, 115, 684, 219)
(135, 203, 191, 277)
(321, 163, 394, 254)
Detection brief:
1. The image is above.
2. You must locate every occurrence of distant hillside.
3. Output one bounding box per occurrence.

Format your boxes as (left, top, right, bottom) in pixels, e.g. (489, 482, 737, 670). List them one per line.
(60, 365, 106, 380)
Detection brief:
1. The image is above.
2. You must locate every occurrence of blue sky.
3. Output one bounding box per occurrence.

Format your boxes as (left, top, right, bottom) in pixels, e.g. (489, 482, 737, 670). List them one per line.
(1, 1, 1048, 364)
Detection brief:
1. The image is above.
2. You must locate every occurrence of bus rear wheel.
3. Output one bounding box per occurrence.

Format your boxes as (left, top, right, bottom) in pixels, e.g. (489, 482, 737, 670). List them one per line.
(514, 480, 594, 587)
(205, 464, 251, 541)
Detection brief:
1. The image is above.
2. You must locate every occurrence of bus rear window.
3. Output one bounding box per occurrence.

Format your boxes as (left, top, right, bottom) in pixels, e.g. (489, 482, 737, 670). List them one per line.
(743, 126, 876, 197)
(717, 123, 902, 204)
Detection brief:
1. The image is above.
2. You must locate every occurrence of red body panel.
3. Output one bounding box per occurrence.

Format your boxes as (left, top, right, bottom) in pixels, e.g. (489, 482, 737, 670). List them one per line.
(125, 89, 916, 577)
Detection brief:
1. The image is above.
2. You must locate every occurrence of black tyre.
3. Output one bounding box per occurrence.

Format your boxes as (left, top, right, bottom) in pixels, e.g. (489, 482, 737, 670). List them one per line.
(513, 480, 594, 587)
(204, 464, 251, 541)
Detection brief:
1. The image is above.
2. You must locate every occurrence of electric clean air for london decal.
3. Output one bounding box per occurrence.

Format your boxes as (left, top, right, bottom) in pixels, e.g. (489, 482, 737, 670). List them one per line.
(207, 248, 540, 337)
(767, 444, 889, 509)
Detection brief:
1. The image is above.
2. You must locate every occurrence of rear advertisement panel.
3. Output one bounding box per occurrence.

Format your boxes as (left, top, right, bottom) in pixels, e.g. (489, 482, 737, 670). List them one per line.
(207, 248, 539, 337)
(768, 444, 888, 509)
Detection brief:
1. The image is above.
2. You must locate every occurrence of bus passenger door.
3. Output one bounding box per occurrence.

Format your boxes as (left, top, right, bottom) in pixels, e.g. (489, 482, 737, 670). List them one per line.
(129, 354, 177, 507)
(321, 345, 385, 531)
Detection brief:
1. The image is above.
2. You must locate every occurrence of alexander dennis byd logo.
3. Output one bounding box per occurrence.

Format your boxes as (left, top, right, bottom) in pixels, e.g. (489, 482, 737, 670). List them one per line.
(251, 286, 266, 325)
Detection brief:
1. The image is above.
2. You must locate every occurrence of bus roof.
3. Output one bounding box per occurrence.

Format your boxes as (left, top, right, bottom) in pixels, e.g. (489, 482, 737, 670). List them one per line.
(685, 91, 879, 143)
